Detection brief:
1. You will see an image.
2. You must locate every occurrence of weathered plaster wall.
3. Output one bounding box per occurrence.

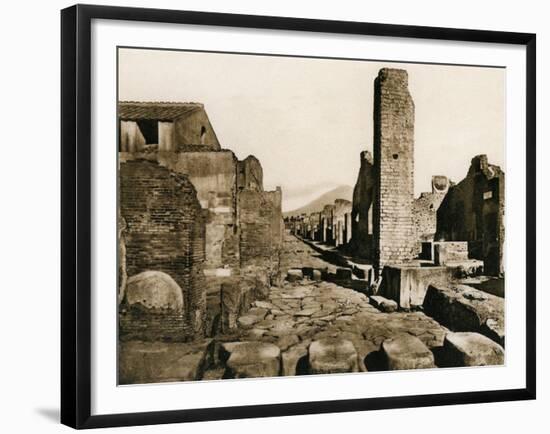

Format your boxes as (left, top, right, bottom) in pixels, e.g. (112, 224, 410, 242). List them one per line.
(373, 68, 416, 273)
(120, 120, 146, 152)
(435, 155, 505, 276)
(118, 159, 206, 340)
(174, 109, 220, 151)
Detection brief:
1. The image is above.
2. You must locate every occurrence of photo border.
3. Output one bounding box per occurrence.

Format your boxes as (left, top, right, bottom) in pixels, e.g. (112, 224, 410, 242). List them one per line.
(61, 4, 536, 429)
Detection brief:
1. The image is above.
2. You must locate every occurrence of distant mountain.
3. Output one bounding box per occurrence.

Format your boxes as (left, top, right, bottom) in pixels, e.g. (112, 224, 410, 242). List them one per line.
(284, 185, 353, 217)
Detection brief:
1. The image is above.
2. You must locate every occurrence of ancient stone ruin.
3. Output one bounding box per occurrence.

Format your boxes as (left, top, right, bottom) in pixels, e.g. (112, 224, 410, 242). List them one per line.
(118, 101, 284, 345)
(118, 67, 505, 384)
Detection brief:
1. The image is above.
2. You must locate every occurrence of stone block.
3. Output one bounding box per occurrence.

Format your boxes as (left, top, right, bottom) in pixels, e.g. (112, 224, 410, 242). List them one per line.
(369, 295, 398, 313)
(119, 340, 213, 384)
(308, 338, 359, 374)
(423, 284, 504, 345)
(442, 332, 504, 367)
(287, 269, 303, 282)
(381, 265, 452, 309)
(381, 334, 436, 370)
(222, 342, 281, 378)
(336, 268, 353, 280)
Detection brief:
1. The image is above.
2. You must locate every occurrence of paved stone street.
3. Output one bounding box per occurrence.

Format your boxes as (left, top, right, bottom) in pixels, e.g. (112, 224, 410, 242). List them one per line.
(120, 232, 505, 384)
(205, 232, 450, 379)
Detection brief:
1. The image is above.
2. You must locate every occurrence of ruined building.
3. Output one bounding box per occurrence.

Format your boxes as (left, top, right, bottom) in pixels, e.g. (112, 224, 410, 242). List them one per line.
(118, 101, 283, 340)
(436, 155, 505, 276)
(412, 175, 450, 252)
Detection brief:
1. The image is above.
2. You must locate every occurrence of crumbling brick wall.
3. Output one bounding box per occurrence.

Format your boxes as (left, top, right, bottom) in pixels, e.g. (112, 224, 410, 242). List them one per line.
(119, 159, 206, 339)
(435, 155, 505, 276)
(373, 68, 416, 273)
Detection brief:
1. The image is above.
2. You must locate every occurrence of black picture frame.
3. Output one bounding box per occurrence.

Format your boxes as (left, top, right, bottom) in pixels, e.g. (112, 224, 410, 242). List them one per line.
(61, 4, 536, 429)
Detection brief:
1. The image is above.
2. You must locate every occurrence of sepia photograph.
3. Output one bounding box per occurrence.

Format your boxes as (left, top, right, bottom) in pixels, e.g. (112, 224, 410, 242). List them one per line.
(116, 47, 506, 385)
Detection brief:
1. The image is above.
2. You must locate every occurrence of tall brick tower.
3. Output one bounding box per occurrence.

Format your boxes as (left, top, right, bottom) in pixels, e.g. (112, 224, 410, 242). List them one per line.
(373, 68, 416, 274)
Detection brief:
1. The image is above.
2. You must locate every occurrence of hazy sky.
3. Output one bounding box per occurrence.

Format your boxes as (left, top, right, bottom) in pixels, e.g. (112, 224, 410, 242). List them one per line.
(119, 48, 505, 212)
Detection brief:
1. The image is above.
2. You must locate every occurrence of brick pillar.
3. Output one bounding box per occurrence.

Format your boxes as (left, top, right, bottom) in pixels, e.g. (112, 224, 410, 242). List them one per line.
(373, 68, 416, 274)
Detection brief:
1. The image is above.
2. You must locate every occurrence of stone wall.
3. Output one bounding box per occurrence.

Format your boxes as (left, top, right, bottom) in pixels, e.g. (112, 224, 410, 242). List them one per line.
(373, 68, 416, 273)
(119, 160, 206, 339)
(435, 155, 505, 276)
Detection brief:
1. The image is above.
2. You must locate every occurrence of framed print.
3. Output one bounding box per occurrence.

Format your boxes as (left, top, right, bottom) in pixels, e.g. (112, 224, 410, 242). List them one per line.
(60, 4, 536, 429)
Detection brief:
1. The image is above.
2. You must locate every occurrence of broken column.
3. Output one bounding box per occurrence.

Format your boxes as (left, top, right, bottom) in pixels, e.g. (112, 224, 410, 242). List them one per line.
(373, 68, 416, 274)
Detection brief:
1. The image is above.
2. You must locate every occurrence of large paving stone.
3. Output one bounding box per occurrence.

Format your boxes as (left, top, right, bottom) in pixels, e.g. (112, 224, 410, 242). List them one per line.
(223, 342, 281, 378)
(308, 338, 359, 374)
(119, 340, 213, 384)
(381, 335, 436, 370)
(442, 332, 504, 367)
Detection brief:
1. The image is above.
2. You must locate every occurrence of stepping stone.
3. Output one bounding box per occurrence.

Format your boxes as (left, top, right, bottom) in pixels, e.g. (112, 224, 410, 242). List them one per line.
(287, 269, 303, 282)
(381, 335, 436, 370)
(308, 338, 359, 374)
(223, 342, 281, 378)
(442, 332, 504, 367)
(312, 270, 322, 281)
(370, 295, 398, 313)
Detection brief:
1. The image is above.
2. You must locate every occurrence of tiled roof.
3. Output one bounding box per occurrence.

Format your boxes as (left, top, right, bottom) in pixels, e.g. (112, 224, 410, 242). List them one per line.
(118, 101, 204, 121)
